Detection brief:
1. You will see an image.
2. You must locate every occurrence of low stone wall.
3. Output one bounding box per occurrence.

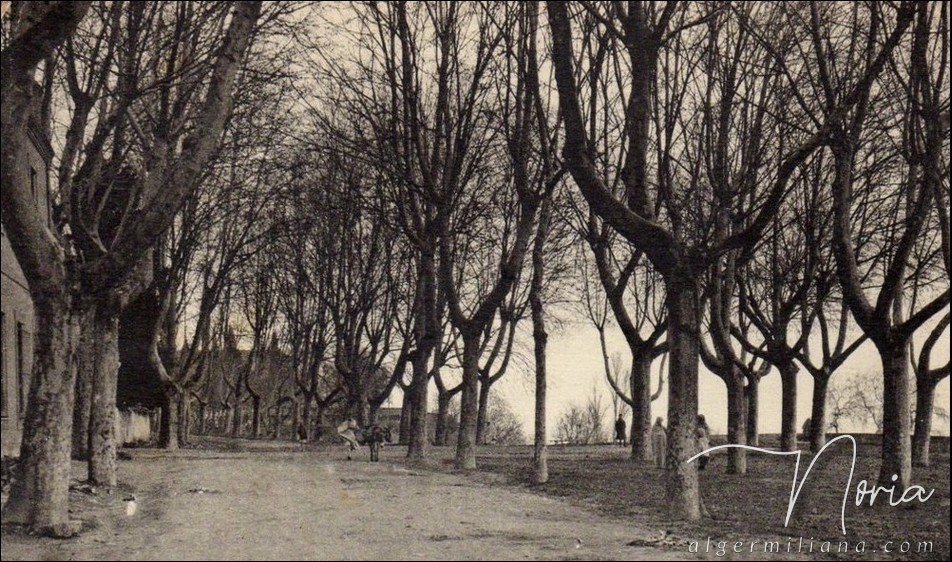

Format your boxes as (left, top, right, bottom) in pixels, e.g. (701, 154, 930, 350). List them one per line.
(115, 408, 156, 446)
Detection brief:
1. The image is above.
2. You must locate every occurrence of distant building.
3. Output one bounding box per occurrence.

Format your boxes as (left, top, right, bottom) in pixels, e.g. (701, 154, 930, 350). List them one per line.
(375, 407, 404, 431)
(1, 83, 53, 456)
(375, 406, 438, 443)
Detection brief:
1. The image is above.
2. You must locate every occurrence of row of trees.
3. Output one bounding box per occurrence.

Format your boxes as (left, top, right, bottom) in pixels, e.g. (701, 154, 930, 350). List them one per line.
(1, 0, 948, 533)
(547, 0, 948, 518)
(560, 366, 951, 446)
(3, 3, 548, 534)
(2, 1, 266, 534)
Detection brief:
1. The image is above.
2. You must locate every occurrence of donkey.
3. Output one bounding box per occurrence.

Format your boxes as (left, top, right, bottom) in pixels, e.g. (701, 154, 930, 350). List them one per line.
(360, 424, 393, 462)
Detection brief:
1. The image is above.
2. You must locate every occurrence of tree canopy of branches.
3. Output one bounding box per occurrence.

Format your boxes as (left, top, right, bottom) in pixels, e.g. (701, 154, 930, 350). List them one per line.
(2, 0, 947, 533)
(2, 1, 262, 534)
(547, 0, 916, 519)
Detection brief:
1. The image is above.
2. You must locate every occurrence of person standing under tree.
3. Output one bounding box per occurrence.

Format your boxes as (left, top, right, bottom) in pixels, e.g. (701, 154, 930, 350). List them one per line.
(801, 417, 812, 442)
(696, 414, 711, 470)
(614, 415, 627, 446)
(651, 417, 667, 468)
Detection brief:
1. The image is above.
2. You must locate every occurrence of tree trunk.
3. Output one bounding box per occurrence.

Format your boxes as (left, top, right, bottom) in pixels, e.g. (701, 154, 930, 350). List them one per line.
(629, 352, 653, 461)
(314, 404, 325, 441)
(878, 339, 912, 488)
(160, 388, 180, 450)
(88, 309, 120, 487)
(399, 390, 412, 445)
(912, 378, 936, 467)
(300, 396, 312, 440)
(223, 407, 234, 437)
(779, 362, 798, 452)
(407, 276, 435, 456)
(476, 377, 491, 445)
(408, 250, 437, 457)
(197, 401, 207, 436)
(369, 401, 381, 425)
(810, 375, 829, 453)
(725, 373, 747, 474)
(356, 388, 370, 428)
(435, 391, 452, 446)
(533, 352, 548, 483)
(455, 334, 481, 470)
(291, 399, 300, 440)
(2, 300, 79, 535)
(408, 365, 429, 458)
(231, 396, 242, 438)
(746, 375, 759, 447)
(280, 404, 289, 439)
(177, 392, 190, 446)
(251, 394, 261, 439)
(531, 276, 548, 484)
(663, 277, 701, 520)
(345, 389, 362, 426)
(71, 310, 95, 460)
(280, 402, 290, 439)
(530, 193, 550, 484)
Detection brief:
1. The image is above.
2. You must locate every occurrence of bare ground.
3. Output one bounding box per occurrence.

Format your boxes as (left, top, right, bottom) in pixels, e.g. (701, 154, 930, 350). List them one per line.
(474, 440, 951, 561)
(7, 437, 939, 561)
(2, 441, 690, 561)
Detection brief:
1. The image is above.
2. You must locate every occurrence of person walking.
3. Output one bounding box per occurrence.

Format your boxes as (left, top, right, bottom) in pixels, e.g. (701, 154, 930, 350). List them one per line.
(337, 417, 360, 459)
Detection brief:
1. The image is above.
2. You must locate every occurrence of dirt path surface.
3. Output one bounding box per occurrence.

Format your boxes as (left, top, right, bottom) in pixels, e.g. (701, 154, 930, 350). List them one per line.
(2, 446, 690, 561)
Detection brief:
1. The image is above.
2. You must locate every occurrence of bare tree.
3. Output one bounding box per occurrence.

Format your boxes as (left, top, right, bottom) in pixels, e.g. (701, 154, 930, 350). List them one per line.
(234, 251, 280, 439)
(547, 0, 912, 519)
(421, 3, 543, 470)
(795, 286, 868, 451)
(432, 323, 463, 446)
(832, 357, 949, 460)
(823, 1, 946, 487)
(734, 147, 869, 452)
(149, 92, 286, 448)
(555, 406, 590, 445)
(309, 1, 465, 459)
(834, 371, 887, 433)
(476, 295, 526, 445)
(556, 384, 610, 445)
(734, 179, 817, 451)
(825, 378, 856, 434)
(481, 391, 527, 445)
(326, 188, 409, 427)
(906, 3, 951, 469)
(577, 244, 665, 459)
(272, 168, 343, 441)
(1, 1, 260, 532)
(912, 314, 950, 465)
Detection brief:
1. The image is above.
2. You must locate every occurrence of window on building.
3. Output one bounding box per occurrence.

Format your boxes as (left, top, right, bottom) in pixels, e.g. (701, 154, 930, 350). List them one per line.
(17, 322, 26, 417)
(30, 166, 38, 204)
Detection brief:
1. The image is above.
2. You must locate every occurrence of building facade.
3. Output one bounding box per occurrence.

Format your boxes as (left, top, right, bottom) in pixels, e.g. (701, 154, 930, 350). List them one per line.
(1, 109, 53, 456)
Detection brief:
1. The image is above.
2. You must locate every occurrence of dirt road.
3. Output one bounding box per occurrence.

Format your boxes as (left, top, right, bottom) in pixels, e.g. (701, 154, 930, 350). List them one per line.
(1, 445, 688, 561)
